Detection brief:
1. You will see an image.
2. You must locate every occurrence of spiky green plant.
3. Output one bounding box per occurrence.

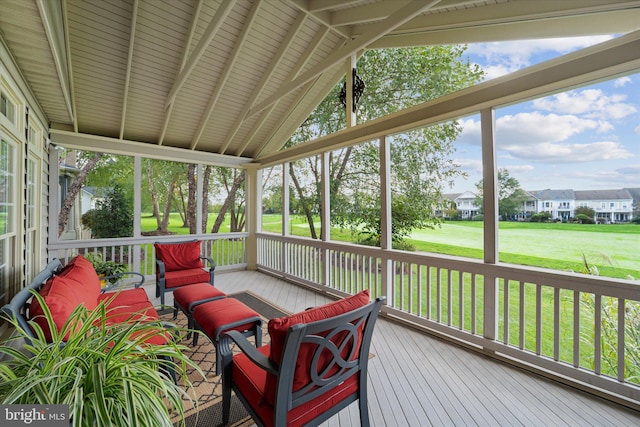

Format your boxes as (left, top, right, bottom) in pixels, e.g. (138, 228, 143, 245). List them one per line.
(0, 292, 204, 426)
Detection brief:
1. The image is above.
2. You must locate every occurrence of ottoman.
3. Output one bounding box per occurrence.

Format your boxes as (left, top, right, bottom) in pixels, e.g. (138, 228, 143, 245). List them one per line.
(193, 298, 262, 374)
(173, 283, 227, 335)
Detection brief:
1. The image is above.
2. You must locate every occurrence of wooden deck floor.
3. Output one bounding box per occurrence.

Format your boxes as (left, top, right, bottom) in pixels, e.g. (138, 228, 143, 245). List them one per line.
(160, 270, 640, 426)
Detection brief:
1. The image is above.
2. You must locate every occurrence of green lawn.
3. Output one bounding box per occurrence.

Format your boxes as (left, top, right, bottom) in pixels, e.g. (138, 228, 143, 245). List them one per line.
(142, 213, 639, 279)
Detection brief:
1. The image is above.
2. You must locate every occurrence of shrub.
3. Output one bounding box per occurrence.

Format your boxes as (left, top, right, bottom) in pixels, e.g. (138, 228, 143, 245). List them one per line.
(472, 214, 483, 221)
(0, 293, 203, 426)
(576, 214, 595, 224)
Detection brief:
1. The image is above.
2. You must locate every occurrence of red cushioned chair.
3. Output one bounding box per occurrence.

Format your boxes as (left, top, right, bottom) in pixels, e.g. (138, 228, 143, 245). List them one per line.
(154, 240, 215, 305)
(219, 291, 385, 427)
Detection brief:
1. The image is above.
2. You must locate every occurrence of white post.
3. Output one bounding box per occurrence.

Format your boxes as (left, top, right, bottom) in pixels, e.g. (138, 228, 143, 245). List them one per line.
(481, 107, 499, 342)
(380, 135, 392, 304)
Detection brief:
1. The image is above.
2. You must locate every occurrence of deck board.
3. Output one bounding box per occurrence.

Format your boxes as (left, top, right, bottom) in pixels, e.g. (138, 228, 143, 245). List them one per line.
(157, 270, 640, 426)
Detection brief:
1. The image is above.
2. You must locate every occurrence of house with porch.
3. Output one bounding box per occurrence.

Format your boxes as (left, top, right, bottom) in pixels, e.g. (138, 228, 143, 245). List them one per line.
(447, 187, 635, 222)
(1, 1, 640, 425)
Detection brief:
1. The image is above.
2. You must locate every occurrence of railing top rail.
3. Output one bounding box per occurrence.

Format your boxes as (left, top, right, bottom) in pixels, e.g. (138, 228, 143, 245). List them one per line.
(49, 232, 249, 250)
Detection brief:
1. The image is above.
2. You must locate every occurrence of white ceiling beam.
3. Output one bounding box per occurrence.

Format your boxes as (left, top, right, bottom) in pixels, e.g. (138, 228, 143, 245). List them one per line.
(189, 0, 262, 150)
(367, 0, 640, 43)
(246, 0, 438, 120)
(239, 26, 330, 157)
(288, 0, 351, 38)
(36, 0, 74, 124)
(119, 0, 138, 140)
(220, 13, 308, 155)
(257, 30, 640, 167)
(158, 0, 203, 145)
(371, 8, 640, 48)
(163, 0, 235, 109)
(60, 0, 77, 132)
(50, 128, 251, 168)
(307, 0, 361, 13)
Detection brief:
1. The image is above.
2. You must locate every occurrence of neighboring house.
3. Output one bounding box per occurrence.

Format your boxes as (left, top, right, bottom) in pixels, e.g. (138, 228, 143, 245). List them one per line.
(445, 188, 635, 222)
(529, 189, 576, 221)
(574, 189, 634, 224)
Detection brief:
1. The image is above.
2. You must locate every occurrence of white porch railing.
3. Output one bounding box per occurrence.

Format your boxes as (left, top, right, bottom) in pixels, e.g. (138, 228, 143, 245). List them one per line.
(48, 233, 248, 280)
(256, 233, 640, 407)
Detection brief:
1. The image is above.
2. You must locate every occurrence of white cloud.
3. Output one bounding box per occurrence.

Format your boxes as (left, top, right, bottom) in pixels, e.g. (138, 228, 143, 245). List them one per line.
(496, 112, 602, 144)
(502, 164, 534, 174)
(634, 124, 640, 135)
(453, 158, 482, 172)
(533, 89, 637, 120)
(466, 36, 614, 79)
(614, 76, 632, 87)
(503, 141, 633, 162)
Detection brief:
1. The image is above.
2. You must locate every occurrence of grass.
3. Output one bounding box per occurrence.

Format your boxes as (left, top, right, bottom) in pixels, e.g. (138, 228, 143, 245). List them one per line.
(139, 212, 639, 381)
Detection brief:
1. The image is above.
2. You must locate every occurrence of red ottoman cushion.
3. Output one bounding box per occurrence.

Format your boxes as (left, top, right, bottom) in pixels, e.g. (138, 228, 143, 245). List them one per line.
(173, 283, 226, 311)
(193, 298, 260, 339)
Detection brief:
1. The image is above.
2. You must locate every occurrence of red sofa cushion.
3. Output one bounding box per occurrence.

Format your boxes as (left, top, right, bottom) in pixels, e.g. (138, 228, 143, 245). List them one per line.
(98, 288, 149, 307)
(264, 290, 370, 406)
(164, 269, 210, 289)
(28, 255, 103, 341)
(154, 241, 204, 272)
(233, 345, 359, 427)
(29, 275, 82, 341)
(57, 255, 101, 310)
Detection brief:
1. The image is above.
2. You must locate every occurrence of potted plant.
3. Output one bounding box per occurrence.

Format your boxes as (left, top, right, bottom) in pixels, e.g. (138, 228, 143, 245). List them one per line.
(83, 252, 128, 285)
(0, 293, 203, 426)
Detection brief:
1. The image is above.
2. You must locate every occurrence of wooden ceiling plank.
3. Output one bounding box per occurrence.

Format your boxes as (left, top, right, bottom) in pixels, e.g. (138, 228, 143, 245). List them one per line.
(164, 0, 235, 109)
(119, 0, 138, 140)
(220, 13, 308, 155)
(189, 0, 263, 151)
(246, 26, 331, 157)
(158, 0, 203, 145)
(36, 0, 74, 123)
(246, 0, 438, 120)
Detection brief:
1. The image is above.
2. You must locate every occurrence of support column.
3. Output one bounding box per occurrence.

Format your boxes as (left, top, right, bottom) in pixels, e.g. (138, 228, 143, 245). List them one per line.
(481, 108, 499, 342)
(321, 151, 330, 287)
(379, 135, 391, 304)
(133, 156, 142, 272)
(346, 54, 357, 128)
(245, 164, 260, 270)
(196, 164, 203, 235)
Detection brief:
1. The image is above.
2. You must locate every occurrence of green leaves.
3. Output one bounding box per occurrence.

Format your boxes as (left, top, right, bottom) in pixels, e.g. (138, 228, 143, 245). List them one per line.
(0, 292, 203, 427)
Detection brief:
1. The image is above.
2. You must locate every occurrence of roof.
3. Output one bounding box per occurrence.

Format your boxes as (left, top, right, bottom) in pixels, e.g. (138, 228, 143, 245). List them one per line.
(1, 0, 639, 167)
(575, 189, 633, 200)
(530, 189, 576, 200)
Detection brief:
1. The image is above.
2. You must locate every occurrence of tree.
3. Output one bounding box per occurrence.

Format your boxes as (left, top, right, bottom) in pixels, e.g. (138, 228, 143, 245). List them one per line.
(286, 45, 484, 245)
(575, 206, 595, 223)
(475, 169, 529, 220)
(81, 183, 133, 238)
(58, 151, 104, 236)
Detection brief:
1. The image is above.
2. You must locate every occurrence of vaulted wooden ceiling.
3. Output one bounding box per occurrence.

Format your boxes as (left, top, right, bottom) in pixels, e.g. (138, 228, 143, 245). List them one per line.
(1, 0, 639, 167)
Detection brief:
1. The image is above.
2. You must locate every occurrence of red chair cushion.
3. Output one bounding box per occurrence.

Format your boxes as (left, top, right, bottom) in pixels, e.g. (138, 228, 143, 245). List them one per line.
(233, 345, 359, 427)
(154, 241, 204, 272)
(164, 269, 211, 289)
(264, 290, 370, 406)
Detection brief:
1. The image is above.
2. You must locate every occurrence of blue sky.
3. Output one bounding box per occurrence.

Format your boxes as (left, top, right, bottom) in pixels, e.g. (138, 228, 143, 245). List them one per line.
(449, 35, 639, 194)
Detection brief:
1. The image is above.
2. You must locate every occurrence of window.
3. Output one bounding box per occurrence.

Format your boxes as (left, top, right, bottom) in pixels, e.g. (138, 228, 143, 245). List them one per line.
(0, 91, 16, 125)
(0, 138, 15, 306)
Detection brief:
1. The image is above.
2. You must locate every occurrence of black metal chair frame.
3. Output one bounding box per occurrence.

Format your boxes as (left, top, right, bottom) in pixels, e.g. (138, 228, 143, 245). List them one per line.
(154, 239, 215, 305)
(219, 296, 385, 427)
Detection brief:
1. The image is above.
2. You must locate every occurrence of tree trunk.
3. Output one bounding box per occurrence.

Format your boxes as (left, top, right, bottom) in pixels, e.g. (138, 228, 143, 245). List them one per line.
(187, 163, 197, 233)
(58, 152, 103, 237)
(289, 162, 318, 239)
(202, 165, 212, 232)
(211, 170, 245, 233)
(178, 184, 188, 227)
(146, 161, 162, 229)
(159, 178, 177, 233)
